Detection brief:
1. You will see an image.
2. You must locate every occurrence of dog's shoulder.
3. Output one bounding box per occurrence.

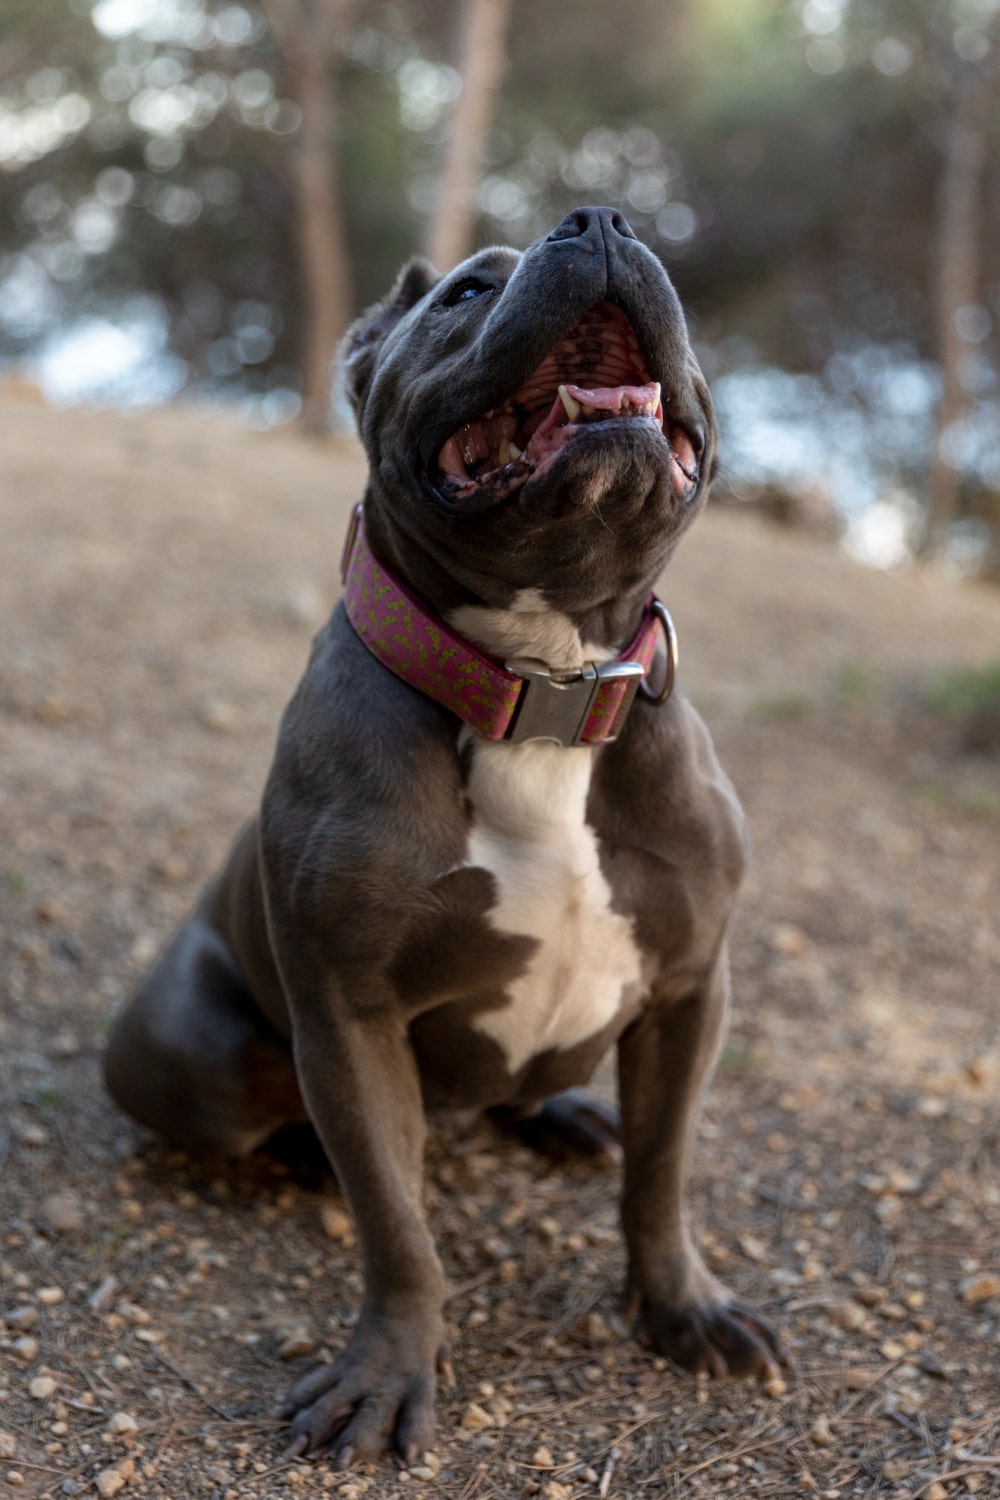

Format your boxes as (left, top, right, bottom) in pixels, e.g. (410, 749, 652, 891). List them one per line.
(259, 606, 467, 902)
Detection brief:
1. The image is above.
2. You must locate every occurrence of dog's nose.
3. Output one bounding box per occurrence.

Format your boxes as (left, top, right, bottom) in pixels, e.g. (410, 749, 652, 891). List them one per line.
(547, 206, 638, 244)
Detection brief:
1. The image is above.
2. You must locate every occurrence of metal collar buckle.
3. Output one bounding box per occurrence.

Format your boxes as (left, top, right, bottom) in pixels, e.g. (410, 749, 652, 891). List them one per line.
(503, 658, 646, 747)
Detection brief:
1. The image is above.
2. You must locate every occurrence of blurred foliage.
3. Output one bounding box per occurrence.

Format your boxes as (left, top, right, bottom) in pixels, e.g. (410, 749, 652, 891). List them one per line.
(925, 660, 1000, 718)
(0, 0, 998, 562)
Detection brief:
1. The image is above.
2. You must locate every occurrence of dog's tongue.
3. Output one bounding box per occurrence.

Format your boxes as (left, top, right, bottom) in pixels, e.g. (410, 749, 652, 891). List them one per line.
(562, 381, 661, 413)
(524, 380, 662, 462)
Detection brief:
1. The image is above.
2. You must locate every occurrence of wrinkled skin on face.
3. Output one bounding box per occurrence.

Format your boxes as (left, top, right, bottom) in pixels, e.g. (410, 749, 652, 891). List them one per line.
(341, 207, 717, 650)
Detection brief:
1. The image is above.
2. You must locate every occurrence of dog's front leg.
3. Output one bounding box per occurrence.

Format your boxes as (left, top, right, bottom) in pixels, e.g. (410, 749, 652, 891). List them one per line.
(281, 998, 447, 1465)
(617, 949, 786, 1379)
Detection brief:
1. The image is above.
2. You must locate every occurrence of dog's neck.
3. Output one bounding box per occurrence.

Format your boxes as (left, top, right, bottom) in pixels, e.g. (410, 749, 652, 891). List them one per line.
(363, 497, 657, 668)
(340, 503, 672, 747)
(447, 591, 615, 675)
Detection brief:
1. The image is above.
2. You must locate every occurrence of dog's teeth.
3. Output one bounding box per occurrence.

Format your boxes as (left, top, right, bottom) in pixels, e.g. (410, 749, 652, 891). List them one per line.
(508, 441, 522, 460)
(558, 384, 580, 421)
(497, 440, 523, 465)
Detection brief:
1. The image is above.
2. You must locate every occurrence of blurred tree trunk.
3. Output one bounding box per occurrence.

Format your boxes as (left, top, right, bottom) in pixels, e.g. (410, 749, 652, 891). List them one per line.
(919, 58, 994, 558)
(262, 0, 360, 434)
(427, 0, 513, 272)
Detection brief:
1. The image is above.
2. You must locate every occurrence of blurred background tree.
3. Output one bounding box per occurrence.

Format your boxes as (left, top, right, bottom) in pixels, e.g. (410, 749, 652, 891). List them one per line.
(0, 0, 998, 572)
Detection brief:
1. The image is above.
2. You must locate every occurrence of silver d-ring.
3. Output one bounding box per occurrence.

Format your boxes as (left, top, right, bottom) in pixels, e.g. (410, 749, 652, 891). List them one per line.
(639, 599, 678, 706)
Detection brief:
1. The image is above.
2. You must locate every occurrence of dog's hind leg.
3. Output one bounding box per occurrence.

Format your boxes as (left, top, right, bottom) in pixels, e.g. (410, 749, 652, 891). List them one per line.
(489, 1088, 622, 1161)
(103, 914, 305, 1157)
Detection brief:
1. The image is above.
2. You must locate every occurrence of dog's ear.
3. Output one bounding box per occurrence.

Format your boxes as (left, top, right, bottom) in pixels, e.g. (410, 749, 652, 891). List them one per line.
(340, 257, 440, 420)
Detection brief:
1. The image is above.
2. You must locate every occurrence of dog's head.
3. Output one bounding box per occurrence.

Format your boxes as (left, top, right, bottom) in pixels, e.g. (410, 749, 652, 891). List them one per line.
(342, 207, 716, 636)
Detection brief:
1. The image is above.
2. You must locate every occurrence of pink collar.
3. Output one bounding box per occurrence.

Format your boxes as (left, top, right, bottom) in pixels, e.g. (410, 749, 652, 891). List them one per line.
(340, 503, 677, 747)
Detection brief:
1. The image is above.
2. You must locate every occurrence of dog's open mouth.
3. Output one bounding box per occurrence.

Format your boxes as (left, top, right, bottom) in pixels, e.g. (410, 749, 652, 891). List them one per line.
(435, 302, 700, 503)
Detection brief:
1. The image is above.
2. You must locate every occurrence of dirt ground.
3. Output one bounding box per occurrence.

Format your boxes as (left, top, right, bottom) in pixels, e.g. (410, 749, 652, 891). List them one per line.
(1, 389, 998, 1500)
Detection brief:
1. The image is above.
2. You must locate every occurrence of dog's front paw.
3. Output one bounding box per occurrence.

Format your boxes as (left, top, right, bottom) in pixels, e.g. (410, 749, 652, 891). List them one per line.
(638, 1289, 786, 1379)
(280, 1313, 450, 1465)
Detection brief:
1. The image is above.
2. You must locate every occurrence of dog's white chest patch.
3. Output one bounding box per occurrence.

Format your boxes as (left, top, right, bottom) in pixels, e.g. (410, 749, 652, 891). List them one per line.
(463, 737, 644, 1073)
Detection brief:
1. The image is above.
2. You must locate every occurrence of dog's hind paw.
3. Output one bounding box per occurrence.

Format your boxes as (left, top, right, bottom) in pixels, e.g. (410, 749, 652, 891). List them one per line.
(490, 1088, 622, 1162)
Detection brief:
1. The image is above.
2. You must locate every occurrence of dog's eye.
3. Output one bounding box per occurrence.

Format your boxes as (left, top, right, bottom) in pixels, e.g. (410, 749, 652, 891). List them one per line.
(442, 279, 492, 307)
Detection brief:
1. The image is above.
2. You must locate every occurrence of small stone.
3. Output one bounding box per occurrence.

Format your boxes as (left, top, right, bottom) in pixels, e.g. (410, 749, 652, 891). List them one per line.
(966, 1054, 999, 1087)
(115, 1301, 150, 1327)
(278, 1330, 318, 1361)
(6, 1473, 24, 1488)
(107, 1412, 139, 1437)
(740, 1234, 767, 1263)
(831, 1300, 866, 1330)
(844, 1367, 877, 1389)
(533, 1446, 554, 1467)
(0, 1435, 16, 1460)
(37, 1286, 65, 1305)
(95, 1459, 134, 1497)
(882, 1457, 909, 1480)
(39, 1192, 85, 1234)
(197, 697, 238, 734)
(150, 853, 189, 884)
(769, 922, 808, 956)
(50, 1030, 81, 1058)
(15, 1122, 50, 1147)
(809, 1415, 833, 1446)
(460, 1402, 493, 1430)
(5, 1306, 38, 1331)
(11, 1337, 39, 1366)
(88, 1276, 119, 1314)
(763, 1376, 787, 1397)
(924, 1484, 948, 1500)
(577, 1311, 613, 1344)
(959, 1272, 1000, 1304)
(29, 1375, 58, 1399)
(414, 1451, 440, 1477)
(319, 1203, 354, 1243)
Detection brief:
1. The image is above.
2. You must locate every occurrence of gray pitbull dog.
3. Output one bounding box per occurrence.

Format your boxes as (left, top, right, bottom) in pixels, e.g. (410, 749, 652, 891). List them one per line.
(104, 205, 785, 1465)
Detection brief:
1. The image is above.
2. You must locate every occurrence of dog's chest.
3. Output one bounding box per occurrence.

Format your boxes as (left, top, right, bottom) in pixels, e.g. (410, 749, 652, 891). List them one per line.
(463, 737, 644, 1071)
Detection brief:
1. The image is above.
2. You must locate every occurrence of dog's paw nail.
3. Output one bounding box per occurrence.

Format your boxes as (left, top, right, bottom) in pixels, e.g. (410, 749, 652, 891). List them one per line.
(283, 1432, 310, 1460)
(335, 1444, 354, 1470)
(437, 1349, 456, 1388)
